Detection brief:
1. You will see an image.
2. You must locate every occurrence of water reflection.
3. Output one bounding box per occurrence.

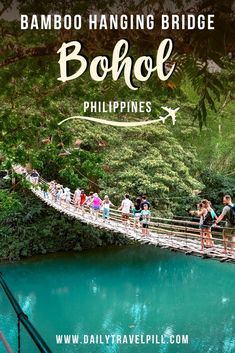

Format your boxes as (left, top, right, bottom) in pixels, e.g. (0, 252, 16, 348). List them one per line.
(0, 246, 235, 353)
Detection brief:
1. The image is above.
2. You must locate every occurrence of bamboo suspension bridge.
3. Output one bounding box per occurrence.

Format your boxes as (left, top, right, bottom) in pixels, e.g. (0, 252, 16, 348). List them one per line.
(14, 166, 235, 264)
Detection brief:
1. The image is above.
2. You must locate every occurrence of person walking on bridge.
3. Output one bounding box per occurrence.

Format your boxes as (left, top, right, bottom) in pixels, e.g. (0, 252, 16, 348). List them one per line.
(79, 190, 87, 215)
(30, 169, 39, 185)
(73, 188, 81, 209)
(132, 197, 142, 229)
(91, 193, 102, 220)
(214, 195, 235, 254)
(140, 195, 151, 210)
(63, 187, 71, 208)
(102, 195, 114, 222)
(190, 199, 215, 251)
(84, 192, 94, 215)
(119, 194, 133, 226)
(140, 203, 151, 236)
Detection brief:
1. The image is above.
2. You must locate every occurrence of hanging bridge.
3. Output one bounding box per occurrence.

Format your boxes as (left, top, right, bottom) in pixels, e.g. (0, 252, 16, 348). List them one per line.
(2, 168, 233, 353)
(14, 166, 235, 264)
(0, 272, 52, 353)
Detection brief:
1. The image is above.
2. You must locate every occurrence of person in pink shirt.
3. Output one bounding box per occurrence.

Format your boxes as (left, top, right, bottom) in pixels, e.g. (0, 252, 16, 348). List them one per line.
(92, 193, 102, 220)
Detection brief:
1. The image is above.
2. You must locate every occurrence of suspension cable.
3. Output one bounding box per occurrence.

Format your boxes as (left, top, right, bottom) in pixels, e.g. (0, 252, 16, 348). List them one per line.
(0, 273, 52, 353)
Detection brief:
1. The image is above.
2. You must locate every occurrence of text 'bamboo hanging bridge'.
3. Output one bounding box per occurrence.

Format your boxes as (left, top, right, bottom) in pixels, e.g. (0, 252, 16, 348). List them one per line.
(14, 166, 235, 265)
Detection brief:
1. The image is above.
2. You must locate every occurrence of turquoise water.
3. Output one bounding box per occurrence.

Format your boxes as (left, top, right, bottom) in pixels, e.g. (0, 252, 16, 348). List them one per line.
(1, 245, 235, 353)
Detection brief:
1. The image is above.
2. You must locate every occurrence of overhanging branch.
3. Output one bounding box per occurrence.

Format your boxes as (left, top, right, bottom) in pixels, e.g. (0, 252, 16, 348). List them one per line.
(0, 42, 58, 67)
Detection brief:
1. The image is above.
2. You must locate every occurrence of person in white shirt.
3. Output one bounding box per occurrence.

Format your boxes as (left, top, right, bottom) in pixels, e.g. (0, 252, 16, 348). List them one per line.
(56, 185, 64, 205)
(63, 187, 71, 208)
(73, 188, 81, 208)
(119, 194, 133, 225)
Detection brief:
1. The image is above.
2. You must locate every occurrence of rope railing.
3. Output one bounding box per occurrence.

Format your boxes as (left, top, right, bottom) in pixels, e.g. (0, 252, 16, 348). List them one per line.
(0, 273, 52, 353)
(13, 166, 235, 263)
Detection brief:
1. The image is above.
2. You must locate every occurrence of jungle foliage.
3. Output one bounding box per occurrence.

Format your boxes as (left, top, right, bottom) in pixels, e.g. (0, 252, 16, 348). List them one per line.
(0, 189, 129, 260)
(0, 0, 235, 259)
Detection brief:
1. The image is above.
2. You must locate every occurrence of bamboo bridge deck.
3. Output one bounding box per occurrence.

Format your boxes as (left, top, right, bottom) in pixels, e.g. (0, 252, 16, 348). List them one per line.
(14, 167, 235, 264)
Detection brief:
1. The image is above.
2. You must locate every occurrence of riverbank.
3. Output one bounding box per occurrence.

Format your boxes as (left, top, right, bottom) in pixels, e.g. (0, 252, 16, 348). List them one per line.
(0, 189, 130, 262)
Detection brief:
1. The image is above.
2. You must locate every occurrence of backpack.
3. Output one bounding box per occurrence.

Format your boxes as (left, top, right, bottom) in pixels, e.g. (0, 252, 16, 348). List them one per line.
(203, 210, 216, 226)
(228, 205, 235, 225)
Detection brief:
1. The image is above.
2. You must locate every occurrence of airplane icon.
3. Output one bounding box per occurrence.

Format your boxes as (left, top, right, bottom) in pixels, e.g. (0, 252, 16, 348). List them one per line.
(159, 107, 180, 125)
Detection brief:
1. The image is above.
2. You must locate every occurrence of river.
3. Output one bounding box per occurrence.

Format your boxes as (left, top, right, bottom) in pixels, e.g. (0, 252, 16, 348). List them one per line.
(0, 245, 235, 353)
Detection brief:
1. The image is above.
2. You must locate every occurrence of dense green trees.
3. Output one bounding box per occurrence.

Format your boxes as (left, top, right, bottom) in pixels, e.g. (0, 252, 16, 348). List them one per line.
(0, 0, 235, 259)
(0, 189, 129, 260)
